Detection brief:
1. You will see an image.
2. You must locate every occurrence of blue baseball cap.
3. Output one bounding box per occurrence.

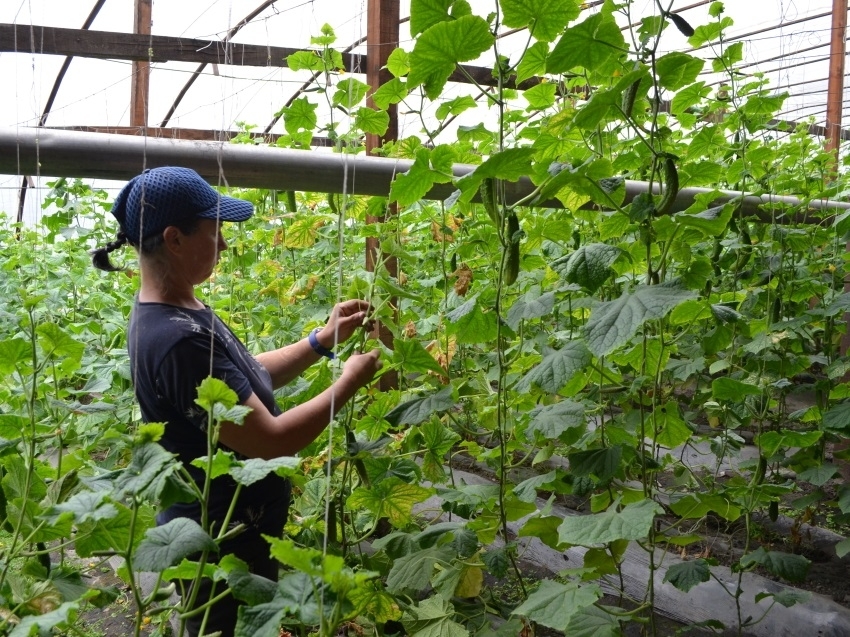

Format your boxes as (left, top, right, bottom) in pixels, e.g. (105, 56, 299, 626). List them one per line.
(110, 167, 254, 245)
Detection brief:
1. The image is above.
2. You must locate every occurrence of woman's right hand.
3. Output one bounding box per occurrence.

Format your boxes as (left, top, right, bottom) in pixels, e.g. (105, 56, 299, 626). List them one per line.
(342, 349, 382, 388)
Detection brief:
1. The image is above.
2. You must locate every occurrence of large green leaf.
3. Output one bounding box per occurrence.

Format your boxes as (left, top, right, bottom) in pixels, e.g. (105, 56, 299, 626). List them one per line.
(823, 402, 850, 434)
(797, 463, 837, 487)
(557, 499, 662, 545)
(0, 338, 31, 375)
(223, 556, 278, 605)
(436, 95, 477, 120)
(547, 12, 625, 74)
(385, 386, 455, 426)
(386, 545, 455, 593)
(410, 0, 466, 36)
(229, 456, 301, 487)
(516, 341, 591, 394)
(712, 377, 762, 401)
(133, 518, 217, 572)
(446, 296, 498, 343)
(390, 146, 456, 207)
(512, 471, 557, 503)
(516, 41, 550, 84)
(663, 559, 711, 592)
(402, 596, 469, 637)
(573, 88, 621, 130)
(523, 83, 557, 110)
(372, 78, 409, 109)
(347, 477, 432, 528)
(653, 402, 693, 449)
(286, 51, 323, 72)
(333, 78, 370, 108)
(671, 82, 711, 117)
(454, 147, 537, 202)
(114, 442, 178, 500)
(45, 490, 117, 525)
(420, 419, 461, 481)
(583, 284, 697, 356)
(501, 0, 580, 42)
(525, 400, 586, 441)
(394, 338, 447, 376)
(674, 204, 733, 237)
(279, 97, 317, 135)
(740, 547, 810, 583)
(565, 604, 622, 637)
(757, 429, 822, 457)
(669, 493, 742, 522)
(506, 290, 555, 330)
(408, 15, 494, 99)
(568, 446, 622, 482)
(537, 158, 615, 206)
(355, 107, 390, 135)
(236, 571, 340, 633)
(512, 579, 600, 631)
(688, 126, 726, 159)
(74, 504, 141, 557)
(37, 322, 85, 362)
(9, 600, 81, 637)
(655, 52, 704, 90)
(551, 243, 621, 293)
(518, 516, 562, 550)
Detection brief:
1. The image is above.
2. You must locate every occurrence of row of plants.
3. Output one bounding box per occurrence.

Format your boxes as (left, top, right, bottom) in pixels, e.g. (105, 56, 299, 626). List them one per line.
(2, 0, 850, 635)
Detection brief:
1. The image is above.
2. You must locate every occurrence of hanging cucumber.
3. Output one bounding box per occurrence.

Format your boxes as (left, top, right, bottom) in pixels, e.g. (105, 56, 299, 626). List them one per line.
(621, 77, 642, 119)
(503, 211, 521, 285)
(285, 191, 297, 213)
(479, 177, 502, 233)
(666, 12, 695, 37)
(734, 219, 753, 271)
(655, 155, 679, 217)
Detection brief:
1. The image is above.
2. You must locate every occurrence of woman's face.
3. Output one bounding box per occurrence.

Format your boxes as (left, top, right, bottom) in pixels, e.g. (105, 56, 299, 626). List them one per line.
(181, 218, 227, 283)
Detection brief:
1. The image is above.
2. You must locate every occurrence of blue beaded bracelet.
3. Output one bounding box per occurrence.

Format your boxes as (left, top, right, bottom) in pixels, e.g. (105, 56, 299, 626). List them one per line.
(308, 327, 335, 359)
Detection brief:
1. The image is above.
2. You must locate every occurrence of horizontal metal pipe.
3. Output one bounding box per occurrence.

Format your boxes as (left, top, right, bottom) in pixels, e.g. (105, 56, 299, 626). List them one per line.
(1, 127, 847, 218)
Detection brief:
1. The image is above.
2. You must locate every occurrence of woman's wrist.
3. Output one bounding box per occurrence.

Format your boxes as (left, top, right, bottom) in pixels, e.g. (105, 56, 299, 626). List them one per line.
(308, 327, 335, 359)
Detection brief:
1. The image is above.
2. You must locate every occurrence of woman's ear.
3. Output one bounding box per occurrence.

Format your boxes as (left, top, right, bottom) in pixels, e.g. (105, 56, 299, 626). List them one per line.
(161, 226, 183, 254)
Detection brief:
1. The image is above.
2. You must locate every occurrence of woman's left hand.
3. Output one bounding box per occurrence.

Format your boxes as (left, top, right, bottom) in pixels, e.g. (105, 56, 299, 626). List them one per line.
(316, 299, 373, 348)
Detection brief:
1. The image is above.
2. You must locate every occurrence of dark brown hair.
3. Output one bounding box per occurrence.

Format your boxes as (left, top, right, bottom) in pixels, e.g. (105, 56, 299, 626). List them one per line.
(91, 216, 203, 272)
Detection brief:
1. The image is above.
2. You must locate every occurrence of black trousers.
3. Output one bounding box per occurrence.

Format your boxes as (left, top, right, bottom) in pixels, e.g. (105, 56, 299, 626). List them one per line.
(183, 527, 279, 637)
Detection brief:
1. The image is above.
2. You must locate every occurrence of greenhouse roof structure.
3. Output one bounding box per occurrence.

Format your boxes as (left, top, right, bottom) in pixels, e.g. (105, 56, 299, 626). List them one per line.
(0, 0, 848, 220)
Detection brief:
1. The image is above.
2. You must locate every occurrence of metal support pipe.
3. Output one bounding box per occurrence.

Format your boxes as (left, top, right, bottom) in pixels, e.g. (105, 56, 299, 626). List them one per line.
(1, 127, 848, 218)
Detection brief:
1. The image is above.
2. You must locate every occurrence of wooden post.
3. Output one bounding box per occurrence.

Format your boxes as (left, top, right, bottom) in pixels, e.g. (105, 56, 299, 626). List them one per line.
(829, 0, 850, 357)
(365, 0, 400, 390)
(130, 0, 152, 128)
(825, 0, 847, 160)
(826, 0, 850, 479)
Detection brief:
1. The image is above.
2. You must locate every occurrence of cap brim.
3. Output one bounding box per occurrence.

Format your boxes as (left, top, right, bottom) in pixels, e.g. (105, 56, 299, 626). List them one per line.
(197, 195, 255, 223)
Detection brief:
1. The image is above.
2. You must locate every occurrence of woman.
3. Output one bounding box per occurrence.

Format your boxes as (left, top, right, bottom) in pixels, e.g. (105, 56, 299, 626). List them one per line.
(92, 166, 382, 636)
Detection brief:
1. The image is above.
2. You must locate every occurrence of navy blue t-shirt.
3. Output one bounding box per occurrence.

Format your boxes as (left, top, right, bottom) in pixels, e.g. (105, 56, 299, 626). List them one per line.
(128, 301, 290, 539)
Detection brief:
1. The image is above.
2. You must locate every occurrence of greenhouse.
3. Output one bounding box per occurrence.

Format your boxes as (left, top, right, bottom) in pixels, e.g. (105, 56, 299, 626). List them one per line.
(1, 0, 850, 635)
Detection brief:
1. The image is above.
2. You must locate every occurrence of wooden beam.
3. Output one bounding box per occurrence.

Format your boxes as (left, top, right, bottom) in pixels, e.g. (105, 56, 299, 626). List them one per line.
(130, 0, 152, 128)
(40, 124, 334, 146)
(0, 23, 538, 89)
(0, 23, 364, 69)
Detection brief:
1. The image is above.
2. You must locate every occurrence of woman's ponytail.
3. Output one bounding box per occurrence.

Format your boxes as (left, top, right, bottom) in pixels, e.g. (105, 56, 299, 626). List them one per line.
(91, 231, 129, 272)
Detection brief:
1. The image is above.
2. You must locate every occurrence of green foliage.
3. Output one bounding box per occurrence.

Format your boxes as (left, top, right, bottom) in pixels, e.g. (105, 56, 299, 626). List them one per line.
(1, 3, 847, 636)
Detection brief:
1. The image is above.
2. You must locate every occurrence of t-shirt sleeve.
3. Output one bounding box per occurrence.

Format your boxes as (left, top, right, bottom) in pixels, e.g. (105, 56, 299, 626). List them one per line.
(156, 335, 255, 430)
